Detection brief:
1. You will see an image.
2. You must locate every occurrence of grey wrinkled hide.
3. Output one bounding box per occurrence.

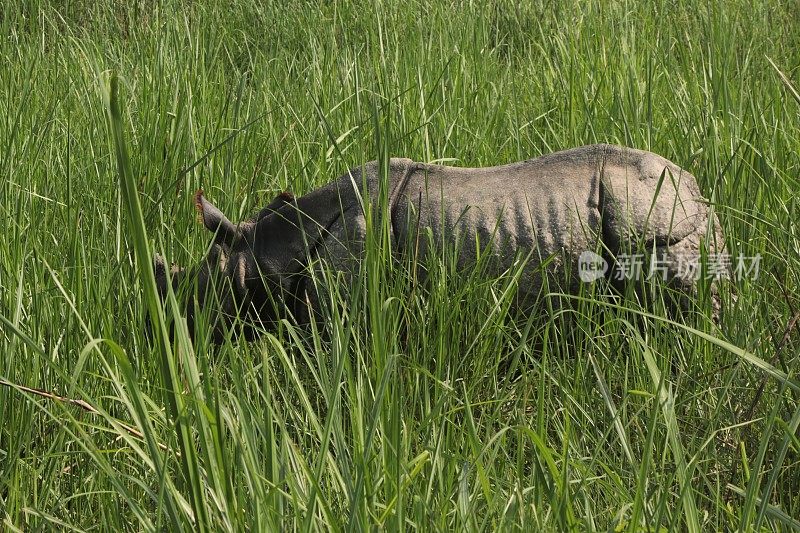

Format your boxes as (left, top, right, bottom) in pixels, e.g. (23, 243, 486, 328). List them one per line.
(310, 144, 723, 318)
(156, 144, 724, 339)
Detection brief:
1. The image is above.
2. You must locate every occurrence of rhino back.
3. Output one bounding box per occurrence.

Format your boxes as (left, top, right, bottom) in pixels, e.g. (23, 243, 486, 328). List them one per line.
(390, 149, 605, 291)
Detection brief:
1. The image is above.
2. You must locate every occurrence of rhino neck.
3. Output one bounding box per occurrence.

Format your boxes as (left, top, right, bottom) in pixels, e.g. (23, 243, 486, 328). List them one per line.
(247, 157, 418, 320)
(252, 181, 351, 284)
(257, 157, 417, 263)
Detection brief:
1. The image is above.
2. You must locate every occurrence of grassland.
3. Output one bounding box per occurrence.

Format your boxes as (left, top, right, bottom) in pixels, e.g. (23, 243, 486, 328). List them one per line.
(1, 0, 799, 530)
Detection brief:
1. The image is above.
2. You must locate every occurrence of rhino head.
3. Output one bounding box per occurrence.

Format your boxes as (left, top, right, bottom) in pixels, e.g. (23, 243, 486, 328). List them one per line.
(153, 189, 314, 343)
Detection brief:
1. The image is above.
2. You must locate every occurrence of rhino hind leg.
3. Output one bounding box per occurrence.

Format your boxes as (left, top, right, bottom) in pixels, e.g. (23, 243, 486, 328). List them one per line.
(657, 216, 726, 320)
(601, 214, 725, 321)
(594, 154, 725, 320)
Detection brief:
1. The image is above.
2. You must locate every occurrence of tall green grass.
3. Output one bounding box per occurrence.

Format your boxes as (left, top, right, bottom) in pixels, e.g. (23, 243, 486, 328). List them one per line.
(1, 0, 799, 529)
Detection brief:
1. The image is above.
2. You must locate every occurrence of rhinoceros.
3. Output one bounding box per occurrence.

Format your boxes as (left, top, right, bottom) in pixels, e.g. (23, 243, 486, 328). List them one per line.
(154, 144, 724, 341)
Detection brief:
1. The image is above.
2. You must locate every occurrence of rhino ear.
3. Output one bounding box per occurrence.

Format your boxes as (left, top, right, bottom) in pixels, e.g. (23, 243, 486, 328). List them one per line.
(153, 254, 184, 300)
(154, 254, 169, 299)
(255, 191, 295, 222)
(195, 189, 238, 246)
